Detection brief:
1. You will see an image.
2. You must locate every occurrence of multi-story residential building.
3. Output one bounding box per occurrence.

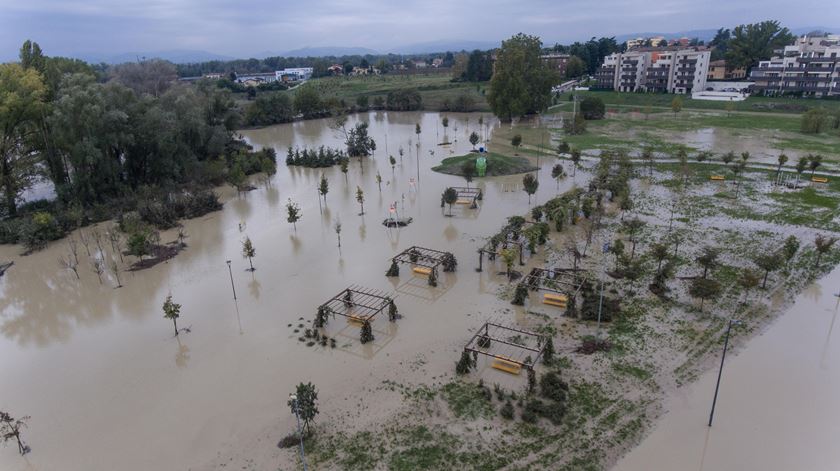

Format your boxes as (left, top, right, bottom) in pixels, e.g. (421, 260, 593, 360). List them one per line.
(708, 60, 747, 80)
(540, 53, 570, 76)
(594, 47, 710, 94)
(750, 34, 840, 97)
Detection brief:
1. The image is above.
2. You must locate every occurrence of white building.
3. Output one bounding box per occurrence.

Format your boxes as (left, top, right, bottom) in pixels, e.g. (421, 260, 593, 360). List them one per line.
(750, 34, 840, 97)
(275, 67, 314, 82)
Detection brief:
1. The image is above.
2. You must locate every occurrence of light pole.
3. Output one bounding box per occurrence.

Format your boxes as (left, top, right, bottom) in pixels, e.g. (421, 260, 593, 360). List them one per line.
(708, 318, 741, 427)
(226, 260, 237, 300)
(289, 394, 308, 471)
(596, 242, 610, 332)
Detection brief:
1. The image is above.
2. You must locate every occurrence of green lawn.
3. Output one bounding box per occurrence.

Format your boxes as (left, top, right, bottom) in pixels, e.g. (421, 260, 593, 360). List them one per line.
(432, 152, 538, 177)
(558, 90, 840, 114)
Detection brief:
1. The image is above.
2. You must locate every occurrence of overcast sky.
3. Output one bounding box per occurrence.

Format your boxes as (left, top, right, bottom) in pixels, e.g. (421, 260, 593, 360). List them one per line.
(1, 0, 838, 60)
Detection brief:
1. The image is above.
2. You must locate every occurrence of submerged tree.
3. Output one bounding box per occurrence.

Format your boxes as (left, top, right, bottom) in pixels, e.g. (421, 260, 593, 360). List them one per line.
(0, 411, 30, 455)
(360, 320, 374, 344)
(738, 268, 761, 303)
(551, 164, 566, 190)
(427, 268, 438, 287)
(442, 187, 458, 216)
(389, 155, 396, 172)
(318, 173, 329, 203)
(287, 382, 319, 435)
(340, 158, 349, 182)
(523, 173, 539, 203)
(455, 350, 474, 375)
(500, 247, 518, 281)
(386, 259, 399, 277)
(570, 149, 581, 177)
(242, 236, 256, 271)
(286, 198, 301, 230)
(375, 171, 382, 192)
(511, 283, 528, 305)
(333, 218, 342, 247)
(162, 294, 182, 336)
(469, 131, 480, 149)
(355, 186, 365, 215)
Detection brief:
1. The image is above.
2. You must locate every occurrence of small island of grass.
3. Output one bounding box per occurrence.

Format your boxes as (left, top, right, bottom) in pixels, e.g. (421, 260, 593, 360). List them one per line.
(431, 152, 538, 177)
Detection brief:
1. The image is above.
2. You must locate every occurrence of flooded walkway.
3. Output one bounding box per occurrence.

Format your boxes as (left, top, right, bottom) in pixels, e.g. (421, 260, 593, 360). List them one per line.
(615, 265, 840, 471)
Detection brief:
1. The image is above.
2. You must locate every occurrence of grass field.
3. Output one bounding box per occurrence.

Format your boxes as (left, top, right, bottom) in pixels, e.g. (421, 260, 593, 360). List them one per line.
(556, 90, 840, 114)
(303, 74, 491, 111)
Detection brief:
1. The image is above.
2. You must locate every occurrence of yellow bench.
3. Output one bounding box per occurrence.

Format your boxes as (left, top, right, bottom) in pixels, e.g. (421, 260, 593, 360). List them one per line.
(347, 314, 370, 323)
(491, 357, 522, 375)
(412, 266, 432, 276)
(812, 177, 828, 183)
(710, 175, 725, 181)
(543, 293, 567, 308)
(455, 199, 473, 205)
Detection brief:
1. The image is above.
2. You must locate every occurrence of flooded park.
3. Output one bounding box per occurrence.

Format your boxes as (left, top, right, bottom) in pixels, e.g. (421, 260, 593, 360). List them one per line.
(1, 108, 839, 470)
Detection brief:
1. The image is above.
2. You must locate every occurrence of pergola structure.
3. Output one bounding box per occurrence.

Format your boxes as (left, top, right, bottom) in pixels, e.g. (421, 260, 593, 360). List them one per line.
(521, 267, 588, 309)
(476, 233, 525, 272)
(316, 285, 396, 325)
(463, 322, 546, 375)
(450, 186, 482, 208)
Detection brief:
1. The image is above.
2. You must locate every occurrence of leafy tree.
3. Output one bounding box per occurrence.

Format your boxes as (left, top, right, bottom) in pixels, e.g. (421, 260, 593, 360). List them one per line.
(245, 93, 294, 126)
(671, 96, 683, 117)
(110, 59, 177, 97)
(355, 186, 365, 215)
(442, 187, 458, 216)
(242, 236, 256, 271)
(286, 198, 301, 230)
(795, 156, 808, 186)
(389, 155, 396, 172)
(688, 277, 721, 312)
(318, 173, 329, 203)
(469, 131, 480, 149)
(0, 411, 30, 455)
(815, 234, 838, 266)
(287, 382, 319, 435)
(375, 171, 382, 192)
(415, 123, 421, 139)
(569, 149, 582, 176)
(0, 63, 46, 216)
(726, 21, 795, 72)
(580, 97, 605, 120)
(511, 134, 522, 148)
(809, 154, 823, 178)
(754, 252, 782, 288)
(355, 94, 369, 111)
(455, 350, 474, 375)
(162, 294, 182, 336)
(500, 247, 518, 281)
(461, 160, 476, 187)
(293, 85, 324, 118)
(551, 164, 566, 189)
(487, 33, 558, 121)
(801, 108, 827, 134)
(345, 122, 376, 157)
(710, 28, 732, 61)
(340, 158, 349, 182)
(738, 268, 761, 303)
(620, 218, 646, 259)
(557, 141, 570, 154)
(523, 173, 539, 203)
(649, 242, 670, 272)
(564, 55, 586, 79)
(776, 153, 788, 182)
(783, 235, 800, 264)
(695, 246, 720, 278)
(722, 151, 735, 167)
(464, 50, 493, 81)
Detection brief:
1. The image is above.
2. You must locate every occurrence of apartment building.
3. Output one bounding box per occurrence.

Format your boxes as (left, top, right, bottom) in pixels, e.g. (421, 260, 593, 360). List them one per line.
(594, 48, 710, 94)
(708, 60, 746, 80)
(540, 53, 571, 76)
(749, 34, 840, 97)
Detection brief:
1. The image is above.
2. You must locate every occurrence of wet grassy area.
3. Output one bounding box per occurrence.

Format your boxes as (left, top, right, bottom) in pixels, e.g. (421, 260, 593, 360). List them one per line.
(432, 152, 538, 177)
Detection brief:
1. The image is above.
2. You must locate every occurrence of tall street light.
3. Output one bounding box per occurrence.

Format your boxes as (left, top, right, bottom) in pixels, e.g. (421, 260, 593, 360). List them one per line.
(226, 260, 237, 300)
(289, 394, 308, 471)
(708, 318, 742, 427)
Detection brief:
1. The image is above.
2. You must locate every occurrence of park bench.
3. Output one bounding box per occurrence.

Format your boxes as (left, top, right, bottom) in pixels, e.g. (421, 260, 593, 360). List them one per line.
(491, 356, 522, 375)
(812, 176, 829, 183)
(710, 175, 725, 181)
(543, 293, 568, 308)
(412, 266, 432, 276)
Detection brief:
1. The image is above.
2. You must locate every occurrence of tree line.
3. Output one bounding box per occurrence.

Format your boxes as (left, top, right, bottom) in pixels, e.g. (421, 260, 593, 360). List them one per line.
(1, 41, 270, 250)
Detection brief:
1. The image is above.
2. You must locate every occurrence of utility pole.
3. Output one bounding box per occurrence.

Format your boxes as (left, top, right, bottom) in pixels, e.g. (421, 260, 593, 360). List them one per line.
(709, 319, 741, 426)
(289, 394, 308, 471)
(226, 260, 237, 300)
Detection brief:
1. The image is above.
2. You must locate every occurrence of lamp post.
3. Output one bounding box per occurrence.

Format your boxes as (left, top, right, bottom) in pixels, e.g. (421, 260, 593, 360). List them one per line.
(226, 260, 237, 300)
(708, 318, 741, 426)
(289, 394, 308, 471)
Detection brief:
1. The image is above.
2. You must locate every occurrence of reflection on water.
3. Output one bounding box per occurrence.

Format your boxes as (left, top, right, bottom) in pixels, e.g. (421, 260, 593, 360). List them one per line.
(0, 111, 583, 471)
(615, 266, 840, 471)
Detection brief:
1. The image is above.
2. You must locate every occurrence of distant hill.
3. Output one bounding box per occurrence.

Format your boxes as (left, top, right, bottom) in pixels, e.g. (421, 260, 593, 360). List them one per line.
(389, 39, 500, 54)
(76, 49, 233, 64)
(269, 46, 381, 58)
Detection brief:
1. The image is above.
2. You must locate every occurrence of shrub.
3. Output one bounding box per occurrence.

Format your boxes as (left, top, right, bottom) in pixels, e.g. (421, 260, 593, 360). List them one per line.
(500, 401, 515, 420)
(580, 97, 605, 120)
(539, 371, 569, 403)
(386, 89, 422, 111)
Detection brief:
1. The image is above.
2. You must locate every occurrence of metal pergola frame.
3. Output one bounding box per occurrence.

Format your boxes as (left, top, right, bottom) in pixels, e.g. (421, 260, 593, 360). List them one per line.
(522, 267, 587, 298)
(318, 285, 394, 323)
(392, 245, 450, 270)
(477, 235, 526, 272)
(450, 186, 482, 206)
(463, 322, 546, 370)
(391, 274, 451, 302)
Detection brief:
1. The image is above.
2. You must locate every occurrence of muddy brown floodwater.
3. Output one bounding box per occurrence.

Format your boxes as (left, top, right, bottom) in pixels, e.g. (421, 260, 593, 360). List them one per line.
(0, 111, 581, 470)
(614, 264, 840, 471)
